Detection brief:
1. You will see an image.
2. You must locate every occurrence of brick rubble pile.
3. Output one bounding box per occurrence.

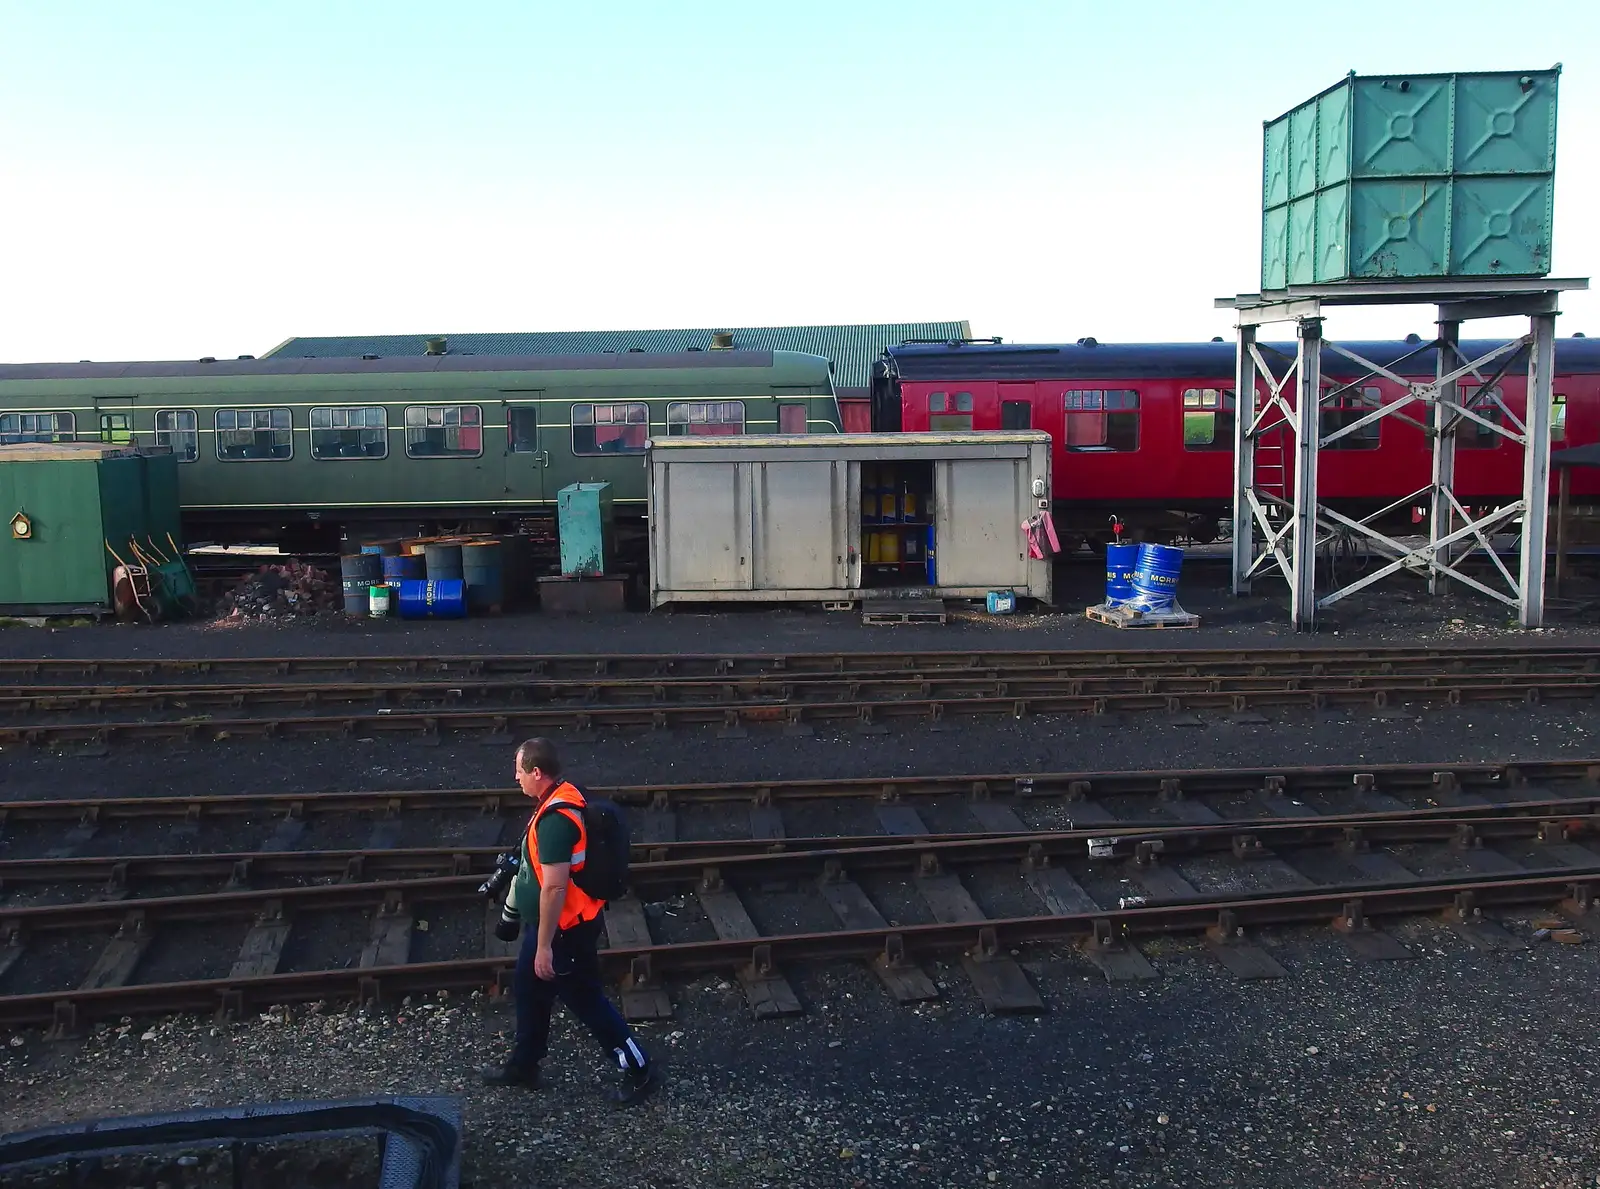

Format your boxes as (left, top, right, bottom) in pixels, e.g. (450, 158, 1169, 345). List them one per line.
(216, 562, 340, 621)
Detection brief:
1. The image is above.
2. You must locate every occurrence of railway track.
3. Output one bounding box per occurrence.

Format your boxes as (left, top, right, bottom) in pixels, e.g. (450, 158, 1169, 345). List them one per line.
(4, 763, 1600, 1030)
(3, 809, 1600, 1030)
(3, 760, 1596, 837)
(4, 645, 1600, 685)
(4, 673, 1599, 746)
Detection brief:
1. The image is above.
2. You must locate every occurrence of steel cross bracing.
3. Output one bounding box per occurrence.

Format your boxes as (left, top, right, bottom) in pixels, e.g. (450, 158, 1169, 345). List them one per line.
(1218, 278, 1590, 630)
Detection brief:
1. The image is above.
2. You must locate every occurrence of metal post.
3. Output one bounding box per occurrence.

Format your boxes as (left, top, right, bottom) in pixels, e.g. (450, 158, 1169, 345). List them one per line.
(1428, 319, 1460, 594)
(1291, 318, 1322, 628)
(1519, 312, 1556, 627)
(1556, 465, 1571, 596)
(1231, 324, 1258, 595)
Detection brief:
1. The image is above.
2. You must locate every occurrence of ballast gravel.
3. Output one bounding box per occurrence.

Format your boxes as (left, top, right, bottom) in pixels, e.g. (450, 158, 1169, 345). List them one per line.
(4, 937, 1600, 1188)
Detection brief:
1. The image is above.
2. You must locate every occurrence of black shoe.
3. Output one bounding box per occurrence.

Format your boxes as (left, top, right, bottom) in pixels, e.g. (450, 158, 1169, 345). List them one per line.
(480, 1061, 539, 1088)
(606, 1063, 660, 1107)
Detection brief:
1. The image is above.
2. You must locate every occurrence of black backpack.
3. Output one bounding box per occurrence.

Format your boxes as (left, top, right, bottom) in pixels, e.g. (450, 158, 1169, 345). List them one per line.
(539, 784, 631, 903)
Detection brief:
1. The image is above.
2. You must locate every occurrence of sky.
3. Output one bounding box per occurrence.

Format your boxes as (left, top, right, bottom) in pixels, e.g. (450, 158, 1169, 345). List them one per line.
(1, 0, 1595, 363)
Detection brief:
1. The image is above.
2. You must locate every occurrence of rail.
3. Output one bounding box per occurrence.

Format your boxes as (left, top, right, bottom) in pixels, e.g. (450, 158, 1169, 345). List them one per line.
(3, 644, 1599, 685)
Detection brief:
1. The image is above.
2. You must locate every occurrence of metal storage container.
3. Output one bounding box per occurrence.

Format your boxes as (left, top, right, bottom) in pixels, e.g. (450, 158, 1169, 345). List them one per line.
(1261, 67, 1559, 288)
(646, 432, 1052, 607)
(0, 443, 181, 615)
(558, 482, 615, 576)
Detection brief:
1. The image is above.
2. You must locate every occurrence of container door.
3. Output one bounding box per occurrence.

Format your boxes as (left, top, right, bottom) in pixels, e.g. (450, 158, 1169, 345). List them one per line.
(501, 393, 547, 510)
(932, 457, 1030, 588)
(751, 459, 846, 591)
(655, 461, 753, 591)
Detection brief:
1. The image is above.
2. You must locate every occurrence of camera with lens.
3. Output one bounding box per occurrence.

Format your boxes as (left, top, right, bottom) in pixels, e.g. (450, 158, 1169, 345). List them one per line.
(479, 852, 520, 902)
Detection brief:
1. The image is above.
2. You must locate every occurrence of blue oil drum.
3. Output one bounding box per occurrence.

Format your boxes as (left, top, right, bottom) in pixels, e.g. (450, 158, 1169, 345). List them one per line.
(396, 579, 467, 619)
(1104, 543, 1139, 606)
(339, 553, 383, 615)
(424, 541, 464, 581)
(382, 552, 424, 591)
(1127, 544, 1184, 614)
(462, 538, 505, 613)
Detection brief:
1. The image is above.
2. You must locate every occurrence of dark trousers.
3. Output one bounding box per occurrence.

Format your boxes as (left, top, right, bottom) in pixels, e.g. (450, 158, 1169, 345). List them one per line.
(510, 915, 647, 1073)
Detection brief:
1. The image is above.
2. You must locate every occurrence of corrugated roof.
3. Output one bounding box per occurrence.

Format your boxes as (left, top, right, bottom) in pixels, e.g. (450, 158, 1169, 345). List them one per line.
(0, 350, 784, 382)
(263, 323, 974, 392)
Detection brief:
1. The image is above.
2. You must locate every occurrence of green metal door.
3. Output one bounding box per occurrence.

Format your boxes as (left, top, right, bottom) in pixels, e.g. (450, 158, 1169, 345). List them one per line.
(501, 394, 547, 512)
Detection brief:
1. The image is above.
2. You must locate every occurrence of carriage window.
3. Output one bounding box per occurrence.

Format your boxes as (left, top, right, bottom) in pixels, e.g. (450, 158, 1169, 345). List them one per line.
(667, 400, 745, 437)
(929, 390, 974, 431)
(1320, 386, 1381, 450)
(1457, 385, 1503, 450)
(215, 408, 292, 461)
(0, 411, 75, 444)
(507, 408, 539, 453)
(1182, 388, 1236, 451)
(155, 409, 198, 462)
(1000, 401, 1032, 430)
(1063, 390, 1139, 451)
(311, 406, 388, 460)
(98, 413, 132, 444)
(1553, 394, 1567, 443)
(572, 402, 647, 455)
(778, 404, 808, 434)
(404, 405, 481, 458)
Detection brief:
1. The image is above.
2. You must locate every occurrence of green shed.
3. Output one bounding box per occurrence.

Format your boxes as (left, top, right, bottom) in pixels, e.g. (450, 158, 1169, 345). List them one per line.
(0, 443, 182, 615)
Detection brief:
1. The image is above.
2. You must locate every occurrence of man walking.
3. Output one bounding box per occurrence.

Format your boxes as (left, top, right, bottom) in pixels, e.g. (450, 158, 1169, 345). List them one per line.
(481, 737, 659, 1106)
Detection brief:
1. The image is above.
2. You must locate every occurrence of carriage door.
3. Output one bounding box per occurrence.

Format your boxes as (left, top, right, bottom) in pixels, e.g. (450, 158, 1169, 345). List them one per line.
(95, 396, 136, 444)
(501, 393, 547, 510)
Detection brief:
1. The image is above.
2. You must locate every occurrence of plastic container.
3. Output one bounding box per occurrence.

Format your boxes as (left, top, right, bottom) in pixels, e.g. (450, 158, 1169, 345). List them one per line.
(396, 578, 467, 619)
(368, 585, 390, 617)
(339, 553, 382, 615)
(1126, 544, 1184, 614)
(986, 590, 1016, 615)
(1105, 542, 1139, 606)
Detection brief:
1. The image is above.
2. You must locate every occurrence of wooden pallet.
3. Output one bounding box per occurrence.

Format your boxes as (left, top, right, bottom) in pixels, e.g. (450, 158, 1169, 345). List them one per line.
(1084, 602, 1199, 630)
(862, 599, 947, 625)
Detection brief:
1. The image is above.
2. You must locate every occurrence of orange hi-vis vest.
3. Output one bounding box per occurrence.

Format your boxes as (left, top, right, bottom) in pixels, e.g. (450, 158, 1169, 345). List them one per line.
(527, 782, 604, 930)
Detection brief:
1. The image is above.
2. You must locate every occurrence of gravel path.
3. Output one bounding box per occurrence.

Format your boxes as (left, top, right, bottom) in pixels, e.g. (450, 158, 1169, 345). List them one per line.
(4, 932, 1598, 1188)
(4, 563, 1600, 661)
(1, 702, 1594, 802)
(5, 603, 1600, 1188)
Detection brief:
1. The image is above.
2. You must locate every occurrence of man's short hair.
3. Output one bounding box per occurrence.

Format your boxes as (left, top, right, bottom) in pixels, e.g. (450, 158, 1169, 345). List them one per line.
(516, 737, 562, 778)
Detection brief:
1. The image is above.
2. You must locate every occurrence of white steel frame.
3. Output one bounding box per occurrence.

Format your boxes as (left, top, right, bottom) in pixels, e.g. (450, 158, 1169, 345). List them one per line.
(1217, 277, 1589, 630)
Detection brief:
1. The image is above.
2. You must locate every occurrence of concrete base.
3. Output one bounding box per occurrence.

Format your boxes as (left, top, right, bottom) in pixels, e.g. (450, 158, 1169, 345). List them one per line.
(537, 575, 628, 614)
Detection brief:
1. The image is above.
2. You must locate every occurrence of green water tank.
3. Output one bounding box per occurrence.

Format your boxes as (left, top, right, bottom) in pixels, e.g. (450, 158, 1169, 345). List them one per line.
(1261, 67, 1560, 288)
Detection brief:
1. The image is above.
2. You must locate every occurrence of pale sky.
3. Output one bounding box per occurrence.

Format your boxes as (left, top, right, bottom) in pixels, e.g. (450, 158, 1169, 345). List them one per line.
(2, 0, 1594, 363)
